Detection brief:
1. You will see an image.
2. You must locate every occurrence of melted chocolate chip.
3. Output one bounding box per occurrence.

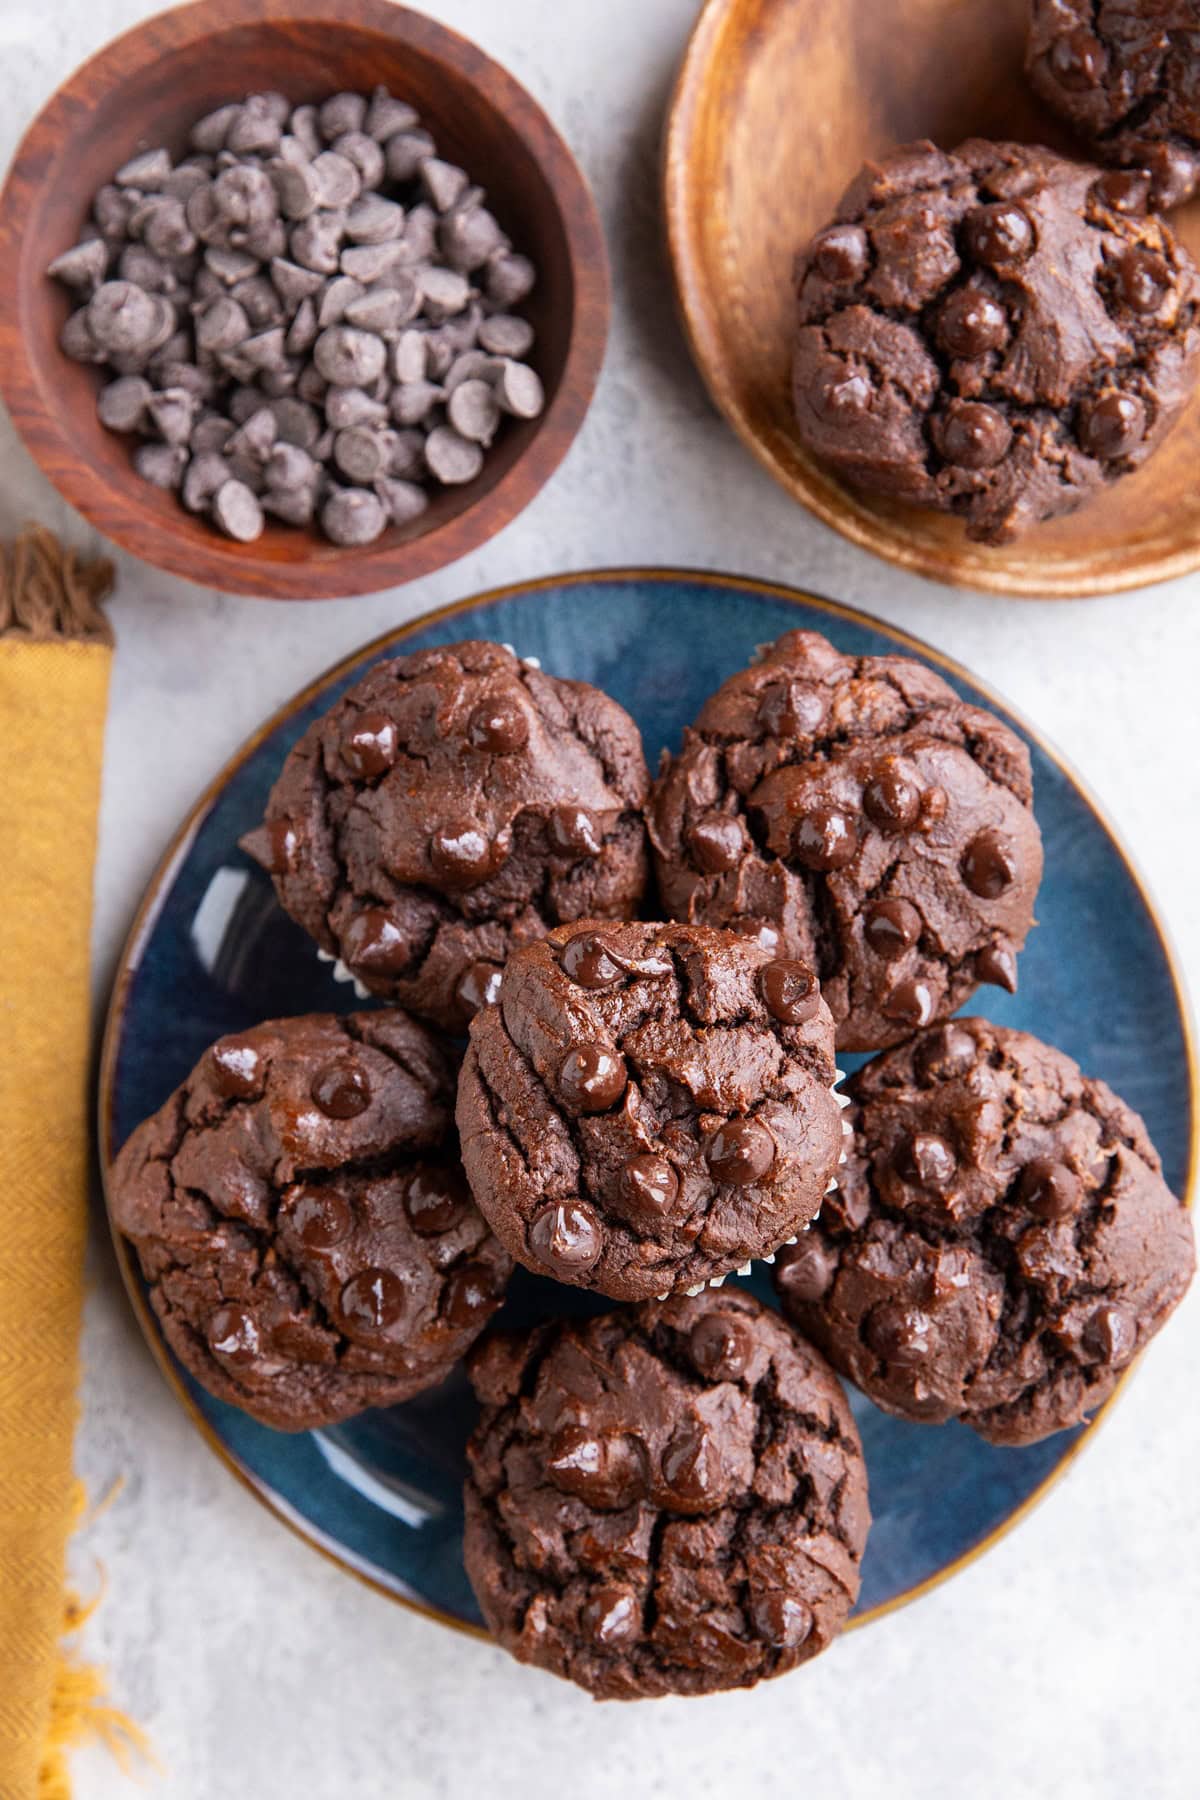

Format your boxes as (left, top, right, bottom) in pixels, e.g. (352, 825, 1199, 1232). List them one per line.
(938, 288, 1008, 358)
(529, 1201, 602, 1274)
(442, 1260, 502, 1329)
(340, 1266, 406, 1332)
(430, 822, 497, 886)
(867, 1303, 933, 1366)
(581, 1585, 640, 1647)
(689, 813, 744, 873)
(547, 1425, 646, 1509)
(962, 829, 1016, 899)
(257, 818, 299, 875)
(729, 916, 781, 953)
(966, 203, 1035, 267)
(895, 1131, 957, 1189)
(941, 401, 1012, 470)
(207, 1303, 261, 1366)
(406, 1166, 468, 1234)
(810, 367, 873, 422)
(705, 1117, 776, 1186)
(209, 1036, 264, 1099)
(660, 1417, 721, 1512)
(812, 223, 869, 284)
(864, 898, 922, 960)
(1082, 1301, 1136, 1363)
(749, 1591, 813, 1649)
(549, 806, 603, 858)
(1093, 170, 1151, 215)
(467, 694, 529, 754)
(342, 710, 398, 778)
(757, 682, 825, 739)
(760, 958, 820, 1024)
(792, 803, 858, 871)
(1020, 1159, 1082, 1221)
(1115, 247, 1172, 314)
(1078, 390, 1146, 460)
(562, 930, 623, 989)
(342, 907, 413, 976)
(559, 1044, 627, 1113)
(862, 761, 922, 831)
(310, 1060, 372, 1119)
(456, 960, 503, 1016)
(619, 1154, 679, 1224)
(287, 1185, 352, 1247)
(688, 1311, 752, 1381)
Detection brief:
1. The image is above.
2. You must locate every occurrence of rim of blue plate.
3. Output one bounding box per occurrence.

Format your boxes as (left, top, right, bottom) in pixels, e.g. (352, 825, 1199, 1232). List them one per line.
(97, 565, 1199, 1643)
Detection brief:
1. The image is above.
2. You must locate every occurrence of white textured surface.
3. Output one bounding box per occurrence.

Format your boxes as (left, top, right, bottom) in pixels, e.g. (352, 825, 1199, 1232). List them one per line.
(3, 2, 1198, 1795)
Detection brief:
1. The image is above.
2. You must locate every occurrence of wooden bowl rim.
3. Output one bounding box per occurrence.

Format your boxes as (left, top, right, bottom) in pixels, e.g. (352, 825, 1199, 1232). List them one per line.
(663, 0, 1200, 600)
(0, 0, 611, 601)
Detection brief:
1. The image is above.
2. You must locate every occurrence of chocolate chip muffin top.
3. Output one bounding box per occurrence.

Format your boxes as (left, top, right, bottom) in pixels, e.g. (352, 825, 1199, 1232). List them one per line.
(456, 919, 842, 1300)
(649, 629, 1043, 1053)
(463, 1290, 869, 1699)
(109, 1011, 512, 1431)
(774, 1018, 1195, 1445)
(791, 137, 1200, 543)
(1028, 1, 1200, 209)
(242, 641, 650, 1033)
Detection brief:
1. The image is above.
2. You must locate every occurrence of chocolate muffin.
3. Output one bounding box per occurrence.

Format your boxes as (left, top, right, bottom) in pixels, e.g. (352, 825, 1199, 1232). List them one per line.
(1028, 1, 1200, 209)
(774, 1019, 1195, 1445)
(241, 641, 650, 1033)
(456, 919, 843, 1300)
(791, 137, 1200, 542)
(463, 1290, 870, 1699)
(649, 630, 1043, 1053)
(109, 1012, 512, 1430)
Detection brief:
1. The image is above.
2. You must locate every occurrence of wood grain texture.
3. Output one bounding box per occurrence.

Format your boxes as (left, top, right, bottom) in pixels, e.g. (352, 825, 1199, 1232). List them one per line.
(0, 0, 610, 601)
(664, 0, 1200, 599)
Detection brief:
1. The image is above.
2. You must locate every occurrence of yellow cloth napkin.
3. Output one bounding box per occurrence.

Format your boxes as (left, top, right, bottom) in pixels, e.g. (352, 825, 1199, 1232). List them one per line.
(0, 530, 131, 1798)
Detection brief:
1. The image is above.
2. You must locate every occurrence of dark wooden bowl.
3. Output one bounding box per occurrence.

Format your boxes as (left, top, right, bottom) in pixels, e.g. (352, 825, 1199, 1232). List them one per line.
(0, 0, 609, 600)
(665, 0, 1200, 598)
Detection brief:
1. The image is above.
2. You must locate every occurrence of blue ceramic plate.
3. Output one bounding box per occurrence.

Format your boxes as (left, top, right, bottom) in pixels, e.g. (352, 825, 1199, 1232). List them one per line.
(100, 570, 1196, 1638)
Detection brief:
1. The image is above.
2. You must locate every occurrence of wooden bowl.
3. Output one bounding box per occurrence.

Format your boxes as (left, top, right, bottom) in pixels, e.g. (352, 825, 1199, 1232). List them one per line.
(665, 0, 1200, 598)
(0, 0, 609, 600)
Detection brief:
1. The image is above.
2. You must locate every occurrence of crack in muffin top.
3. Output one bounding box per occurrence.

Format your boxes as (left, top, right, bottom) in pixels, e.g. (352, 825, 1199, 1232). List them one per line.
(456, 919, 842, 1300)
(774, 1017, 1195, 1445)
(109, 1010, 511, 1430)
(790, 137, 1200, 543)
(649, 629, 1043, 1052)
(462, 1290, 870, 1699)
(242, 641, 650, 1032)
(1028, 1, 1200, 209)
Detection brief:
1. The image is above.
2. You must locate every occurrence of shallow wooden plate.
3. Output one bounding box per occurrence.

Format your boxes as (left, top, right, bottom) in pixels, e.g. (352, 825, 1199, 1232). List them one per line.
(665, 0, 1200, 597)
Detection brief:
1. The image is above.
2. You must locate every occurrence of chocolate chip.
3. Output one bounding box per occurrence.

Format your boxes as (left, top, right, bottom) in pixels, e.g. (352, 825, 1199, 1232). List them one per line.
(1079, 390, 1146, 460)
(442, 1261, 503, 1330)
(493, 360, 545, 419)
(750, 1591, 813, 1649)
(405, 1166, 468, 1234)
(340, 1267, 405, 1333)
(467, 694, 529, 753)
(1114, 247, 1173, 315)
(1020, 1159, 1082, 1221)
(793, 802, 858, 871)
(365, 89, 419, 144)
(864, 898, 922, 960)
(705, 1117, 776, 1186)
(208, 1035, 265, 1099)
(48, 238, 110, 290)
(619, 1154, 679, 1224)
(961, 829, 1016, 898)
(429, 821, 496, 886)
(310, 1059, 372, 1118)
(424, 425, 484, 485)
(477, 313, 535, 358)
(775, 1238, 833, 1303)
(881, 976, 935, 1029)
(548, 806, 603, 857)
(938, 288, 1008, 357)
(286, 1186, 352, 1248)
(760, 959, 820, 1024)
(375, 477, 429, 526)
(558, 1044, 627, 1113)
(447, 378, 501, 445)
(660, 1418, 720, 1510)
(484, 251, 535, 308)
(456, 961, 504, 1017)
(1081, 1301, 1136, 1364)
(688, 812, 743, 873)
(529, 1201, 602, 1275)
(940, 401, 1012, 469)
(321, 486, 387, 545)
(562, 931, 623, 989)
(914, 1023, 977, 1085)
(966, 203, 1035, 266)
(867, 1303, 932, 1367)
(332, 132, 386, 191)
(342, 710, 398, 777)
(581, 1587, 640, 1648)
(811, 222, 869, 284)
(385, 130, 437, 184)
(97, 374, 152, 432)
(976, 941, 1017, 992)
(688, 1312, 752, 1381)
(895, 1131, 957, 1189)
(207, 1303, 261, 1365)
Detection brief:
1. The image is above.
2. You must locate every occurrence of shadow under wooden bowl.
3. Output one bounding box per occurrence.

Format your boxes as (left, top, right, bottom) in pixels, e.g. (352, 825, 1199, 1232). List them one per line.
(664, 0, 1200, 598)
(0, 0, 610, 600)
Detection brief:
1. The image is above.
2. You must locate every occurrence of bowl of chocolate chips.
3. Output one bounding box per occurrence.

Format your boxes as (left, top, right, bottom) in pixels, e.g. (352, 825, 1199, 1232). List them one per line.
(0, 0, 610, 598)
